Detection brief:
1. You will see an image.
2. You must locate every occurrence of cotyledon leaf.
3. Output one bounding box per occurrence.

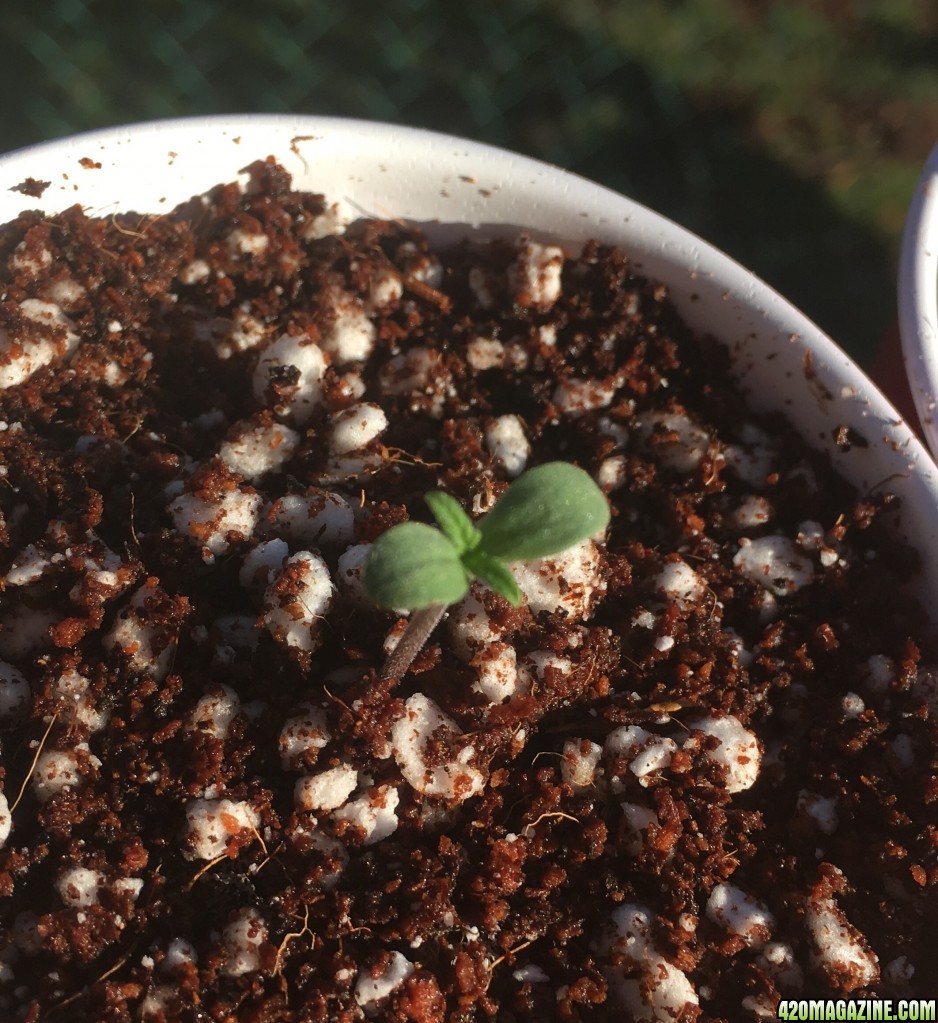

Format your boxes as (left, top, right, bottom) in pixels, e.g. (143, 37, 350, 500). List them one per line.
(363, 522, 470, 610)
(477, 461, 610, 562)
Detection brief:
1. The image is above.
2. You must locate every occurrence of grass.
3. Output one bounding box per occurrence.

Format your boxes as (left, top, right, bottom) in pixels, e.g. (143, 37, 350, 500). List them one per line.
(3, 0, 938, 362)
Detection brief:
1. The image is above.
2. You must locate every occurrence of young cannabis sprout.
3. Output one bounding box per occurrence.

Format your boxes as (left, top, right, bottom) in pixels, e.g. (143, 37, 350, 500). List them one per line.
(364, 461, 611, 681)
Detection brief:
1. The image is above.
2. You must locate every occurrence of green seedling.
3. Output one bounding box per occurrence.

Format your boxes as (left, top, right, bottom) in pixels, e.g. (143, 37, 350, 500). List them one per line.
(364, 461, 610, 682)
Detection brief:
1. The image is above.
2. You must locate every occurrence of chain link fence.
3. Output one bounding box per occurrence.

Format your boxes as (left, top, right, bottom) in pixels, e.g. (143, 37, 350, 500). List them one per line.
(4, 0, 938, 362)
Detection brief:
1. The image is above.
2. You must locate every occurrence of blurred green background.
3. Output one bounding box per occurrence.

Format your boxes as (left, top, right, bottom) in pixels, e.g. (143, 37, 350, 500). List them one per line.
(3, 0, 938, 365)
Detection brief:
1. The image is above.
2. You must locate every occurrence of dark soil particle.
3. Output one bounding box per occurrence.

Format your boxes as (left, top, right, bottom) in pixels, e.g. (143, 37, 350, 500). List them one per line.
(0, 160, 935, 1021)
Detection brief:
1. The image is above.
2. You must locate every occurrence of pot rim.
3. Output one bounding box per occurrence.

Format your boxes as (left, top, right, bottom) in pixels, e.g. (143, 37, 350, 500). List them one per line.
(899, 142, 938, 459)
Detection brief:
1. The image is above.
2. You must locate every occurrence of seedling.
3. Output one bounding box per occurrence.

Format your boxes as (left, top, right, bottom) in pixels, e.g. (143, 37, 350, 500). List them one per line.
(364, 461, 610, 681)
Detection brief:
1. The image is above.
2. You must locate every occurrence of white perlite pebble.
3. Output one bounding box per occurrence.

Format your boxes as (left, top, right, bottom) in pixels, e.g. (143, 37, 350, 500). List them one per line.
(178, 258, 211, 285)
(169, 487, 263, 562)
(796, 520, 826, 551)
(758, 941, 804, 991)
(863, 654, 894, 695)
(522, 650, 574, 687)
(723, 628, 754, 669)
(731, 495, 773, 530)
(391, 693, 484, 802)
(805, 887, 879, 991)
(139, 986, 176, 1020)
(447, 585, 502, 662)
(336, 544, 374, 604)
(378, 346, 437, 396)
(620, 802, 657, 855)
(300, 200, 350, 241)
(511, 240, 564, 307)
(512, 963, 550, 984)
(239, 538, 289, 590)
(163, 938, 198, 971)
(183, 798, 260, 861)
(552, 376, 617, 417)
(485, 414, 530, 477)
(320, 450, 388, 483)
(890, 734, 915, 770)
(253, 332, 329, 423)
(264, 491, 355, 548)
(398, 244, 443, 288)
(706, 883, 775, 948)
(0, 298, 80, 389)
(188, 686, 241, 740)
(733, 536, 815, 595)
(56, 866, 104, 907)
(604, 725, 676, 788)
(114, 876, 144, 903)
(740, 994, 779, 1019)
(218, 420, 300, 480)
(385, 619, 409, 661)
(561, 739, 602, 788)
(512, 539, 604, 618)
(0, 791, 11, 848)
(884, 955, 915, 985)
(605, 725, 651, 760)
(335, 371, 366, 403)
(261, 551, 335, 653)
(655, 559, 706, 608)
(319, 288, 376, 365)
(197, 309, 268, 361)
(354, 950, 415, 1009)
(471, 642, 520, 704)
(596, 455, 628, 492)
(104, 582, 177, 680)
(468, 266, 495, 308)
(466, 336, 505, 371)
(32, 748, 88, 802)
(13, 911, 42, 955)
(723, 425, 776, 487)
(294, 764, 359, 812)
(798, 791, 840, 835)
(12, 240, 52, 276)
(610, 904, 699, 1022)
(629, 736, 677, 787)
(755, 586, 779, 623)
(279, 704, 331, 769)
(4, 543, 54, 586)
(229, 307, 267, 354)
(593, 416, 628, 452)
(226, 227, 269, 259)
(222, 908, 268, 977)
(0, 660, 30, 722)
(329, 402, 388, 455)
(800, 522, 844, 570)
(43, 276, 86, 309)
(637, 411, 710, 473)
(334, 784, 400, 845)
(687, 715, 761, 793)
(367, 269, 404, 310)
(841, 692, 865, 718)
(69, 536, 135, 606)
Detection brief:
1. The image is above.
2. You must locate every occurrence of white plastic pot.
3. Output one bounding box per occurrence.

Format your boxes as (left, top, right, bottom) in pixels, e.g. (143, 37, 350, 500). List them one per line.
(2, 114, 937, 612)
(899, 142, 938, 461)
